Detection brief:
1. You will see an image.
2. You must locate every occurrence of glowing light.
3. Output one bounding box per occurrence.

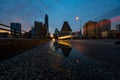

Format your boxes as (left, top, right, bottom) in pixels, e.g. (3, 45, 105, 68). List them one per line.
(58, 40, 71, 47)
(76, 16, 79, 20)
(0, 30, 10, 34)
(76, 59, 80, 63)
(52, 38, 55, 42)
(58, 35, 72, 39)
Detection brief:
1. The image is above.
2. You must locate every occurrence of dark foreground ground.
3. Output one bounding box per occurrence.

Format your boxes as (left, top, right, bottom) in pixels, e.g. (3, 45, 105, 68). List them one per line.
(0, 41, 75, 80)
(0, 39, 49, 61)
(0, 39, 120, 80)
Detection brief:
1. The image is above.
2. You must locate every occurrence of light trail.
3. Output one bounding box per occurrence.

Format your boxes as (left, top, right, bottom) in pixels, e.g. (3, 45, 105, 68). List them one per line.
(58, 35, 72, 40)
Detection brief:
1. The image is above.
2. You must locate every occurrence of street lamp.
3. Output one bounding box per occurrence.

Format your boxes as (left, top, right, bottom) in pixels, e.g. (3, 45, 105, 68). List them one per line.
(76, 16, 79, 21)
(76, 16, 82, 38)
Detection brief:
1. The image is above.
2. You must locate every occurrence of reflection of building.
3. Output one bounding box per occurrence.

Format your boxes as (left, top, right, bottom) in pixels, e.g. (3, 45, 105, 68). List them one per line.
(83, 19, 111, 38)
(10, 23, 21, 38)
(53, 40, 72, 57)
(61, 47, 72, 57)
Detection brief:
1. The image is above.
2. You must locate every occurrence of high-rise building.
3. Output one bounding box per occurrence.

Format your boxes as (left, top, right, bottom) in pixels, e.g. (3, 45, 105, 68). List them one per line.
(45, 14, 49, 36)
(34, 21, 48, 39)
(99, 19, 111, 31)
(61, 21, 72, 32)
(83, 21, 97, 38)
(83, 19, 111, 39)
(116, 24, 120, 30)
(42, 23, 47, 38)
(99, 19, 111, 38)
(34, 21, 43, 39)
(10, 23, 21, 37)
(60, 21, 72, 36)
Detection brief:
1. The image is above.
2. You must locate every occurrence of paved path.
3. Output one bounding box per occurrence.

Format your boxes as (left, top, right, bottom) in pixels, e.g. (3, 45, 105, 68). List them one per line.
(69, 40, 120, 65)
(0, 42, 73, 80)
(0, 40, 120, 80)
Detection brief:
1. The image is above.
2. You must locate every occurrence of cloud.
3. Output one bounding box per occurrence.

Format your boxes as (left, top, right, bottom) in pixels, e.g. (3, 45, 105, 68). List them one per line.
(111, 16, 120, 22)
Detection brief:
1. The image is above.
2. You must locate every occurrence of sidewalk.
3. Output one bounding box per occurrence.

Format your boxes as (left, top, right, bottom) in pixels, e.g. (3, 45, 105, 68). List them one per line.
(0, 42, 74, 80)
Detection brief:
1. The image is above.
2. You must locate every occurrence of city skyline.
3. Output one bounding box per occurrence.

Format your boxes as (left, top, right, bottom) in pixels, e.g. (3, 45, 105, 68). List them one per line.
(0, 0, 120, 36)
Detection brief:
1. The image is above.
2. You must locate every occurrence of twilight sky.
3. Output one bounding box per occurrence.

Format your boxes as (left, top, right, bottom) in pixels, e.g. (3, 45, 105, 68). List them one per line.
(0, 0, 120, 35)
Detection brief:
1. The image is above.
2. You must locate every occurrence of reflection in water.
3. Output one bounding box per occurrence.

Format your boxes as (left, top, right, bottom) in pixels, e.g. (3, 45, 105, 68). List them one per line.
(53, 40, 72, 57)
(51, 39, 90, 72)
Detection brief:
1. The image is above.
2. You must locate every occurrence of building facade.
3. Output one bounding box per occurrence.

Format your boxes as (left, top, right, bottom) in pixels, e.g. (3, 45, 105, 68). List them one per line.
(10, 23, 21, 38)
(110, 30, 120, 39)
(60, 21, 72, 36)
(54, 28, 59, 39)
(42, 23, 47, 38)
(34, 21, 43, 39)
(83, 19, 111, 39)
(116, 24, 120, 31)
(45, 14, 49, 37)
(83, 21, 97, 38)
(54, 21, 83, 39)
(34, 21, 48, 39)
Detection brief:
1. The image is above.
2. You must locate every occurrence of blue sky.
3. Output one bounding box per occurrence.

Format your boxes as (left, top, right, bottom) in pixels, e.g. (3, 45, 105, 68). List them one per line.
(0, 0, 120, 35)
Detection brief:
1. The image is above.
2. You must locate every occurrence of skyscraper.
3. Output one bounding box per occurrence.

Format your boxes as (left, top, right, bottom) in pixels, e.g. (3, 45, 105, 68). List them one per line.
(34, 21, 43, 39)
(45, 14, 49, 36)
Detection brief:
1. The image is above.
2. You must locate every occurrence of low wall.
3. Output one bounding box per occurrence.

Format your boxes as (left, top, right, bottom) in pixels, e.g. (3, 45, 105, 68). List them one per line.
(0, 39, 49, 60)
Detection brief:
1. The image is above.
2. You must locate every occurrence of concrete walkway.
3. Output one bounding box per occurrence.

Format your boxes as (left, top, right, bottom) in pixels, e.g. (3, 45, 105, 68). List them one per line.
(0, 40, 120, 80)
(0, 42, 72, 80)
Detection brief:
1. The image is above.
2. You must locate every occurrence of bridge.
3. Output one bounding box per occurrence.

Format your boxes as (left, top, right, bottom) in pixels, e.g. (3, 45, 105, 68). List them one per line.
(0, 23, 27, 33)
(0, 27, 10, 32)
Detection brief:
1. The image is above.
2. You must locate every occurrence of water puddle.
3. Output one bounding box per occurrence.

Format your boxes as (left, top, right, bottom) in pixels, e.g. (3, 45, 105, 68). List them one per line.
(49, 40, 119, 79)
(49, 40, 93, 71)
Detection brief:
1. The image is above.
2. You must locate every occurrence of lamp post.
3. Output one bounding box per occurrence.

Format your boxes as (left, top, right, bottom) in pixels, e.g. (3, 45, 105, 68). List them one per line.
(76, 16, 82, 38)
